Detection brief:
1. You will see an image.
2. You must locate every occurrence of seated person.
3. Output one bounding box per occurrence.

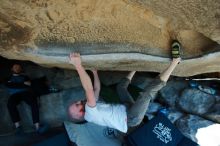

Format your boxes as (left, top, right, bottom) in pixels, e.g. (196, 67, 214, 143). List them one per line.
(67, 44, 181, 133)
(6, 63, 47, 134)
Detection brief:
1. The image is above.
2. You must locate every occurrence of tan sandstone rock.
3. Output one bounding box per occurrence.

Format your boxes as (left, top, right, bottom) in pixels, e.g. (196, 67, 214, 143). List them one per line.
(0, 0, 220, 76)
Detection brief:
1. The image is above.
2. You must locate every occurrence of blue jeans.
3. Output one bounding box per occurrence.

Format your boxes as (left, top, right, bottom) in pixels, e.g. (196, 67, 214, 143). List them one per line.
(117, 77, 166, 127)
(7, 90, 39, 124)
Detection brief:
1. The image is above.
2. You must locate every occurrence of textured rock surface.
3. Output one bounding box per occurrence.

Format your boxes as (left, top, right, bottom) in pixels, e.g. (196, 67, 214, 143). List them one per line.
(178, 88, 216, 114)
(0, 0, 220, 76)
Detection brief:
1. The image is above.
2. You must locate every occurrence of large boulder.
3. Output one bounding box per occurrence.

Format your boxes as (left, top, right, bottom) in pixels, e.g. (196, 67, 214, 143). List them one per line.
(178, 88, 216, 115)
(159, 79, 188, 107)
(0, 0, 220, 76)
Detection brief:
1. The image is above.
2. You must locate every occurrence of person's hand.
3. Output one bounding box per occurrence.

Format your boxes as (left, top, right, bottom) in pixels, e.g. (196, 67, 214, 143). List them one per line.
(173, 57, 181, 64)
(92, 70, 98, 74)
(69, 52, 82, 68)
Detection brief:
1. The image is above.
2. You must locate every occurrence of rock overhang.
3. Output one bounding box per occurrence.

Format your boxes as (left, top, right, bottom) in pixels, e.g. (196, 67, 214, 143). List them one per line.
(0, 0, 220, 76)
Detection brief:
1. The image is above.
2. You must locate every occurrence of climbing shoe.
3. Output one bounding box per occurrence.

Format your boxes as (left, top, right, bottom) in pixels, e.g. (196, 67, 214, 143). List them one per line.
(171, 40, 181, 59)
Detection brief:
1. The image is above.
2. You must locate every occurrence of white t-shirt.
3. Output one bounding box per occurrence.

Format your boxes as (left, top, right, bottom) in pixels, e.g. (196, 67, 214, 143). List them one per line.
(84, 102, 128, 133)
(64, 121, 122, 146)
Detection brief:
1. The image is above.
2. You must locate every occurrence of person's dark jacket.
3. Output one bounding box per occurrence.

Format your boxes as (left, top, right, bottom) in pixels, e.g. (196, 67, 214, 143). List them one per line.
(6, 74, 31, 95)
